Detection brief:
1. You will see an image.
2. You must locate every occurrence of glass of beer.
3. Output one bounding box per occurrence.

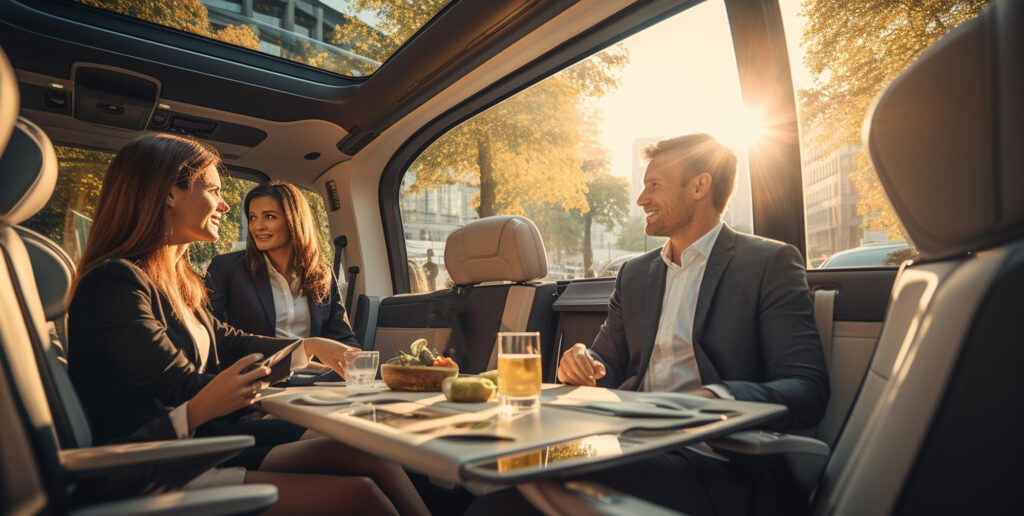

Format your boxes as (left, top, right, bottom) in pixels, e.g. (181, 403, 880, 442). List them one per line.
(497, 331, 542, 416)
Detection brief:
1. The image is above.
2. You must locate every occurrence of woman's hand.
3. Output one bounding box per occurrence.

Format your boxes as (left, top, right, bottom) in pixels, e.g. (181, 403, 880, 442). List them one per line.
(187, 353, 270, 433)
(303, 337, 360, 380)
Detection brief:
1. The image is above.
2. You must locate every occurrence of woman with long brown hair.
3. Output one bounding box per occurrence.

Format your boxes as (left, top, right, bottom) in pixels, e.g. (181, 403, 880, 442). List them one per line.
(67, 133, 428, 515)
(205, 181, 357, 345)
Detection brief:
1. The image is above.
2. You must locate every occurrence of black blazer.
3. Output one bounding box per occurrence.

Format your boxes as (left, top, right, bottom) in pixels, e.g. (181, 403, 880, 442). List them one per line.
(205, 251, 360, 347)
(68, 258, 298, 444)
(590, 225, 830, 430)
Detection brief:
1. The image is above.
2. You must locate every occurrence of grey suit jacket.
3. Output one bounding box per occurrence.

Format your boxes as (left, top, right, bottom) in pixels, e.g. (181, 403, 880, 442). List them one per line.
(590, 225, 829, 430)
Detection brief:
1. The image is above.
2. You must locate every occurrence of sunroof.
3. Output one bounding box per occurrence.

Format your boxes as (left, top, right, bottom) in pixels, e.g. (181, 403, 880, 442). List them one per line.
(73, 0, 453, 77)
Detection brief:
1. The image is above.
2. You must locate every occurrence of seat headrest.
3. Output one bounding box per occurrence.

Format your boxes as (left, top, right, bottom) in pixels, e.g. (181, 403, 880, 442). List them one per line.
(444, 216, 548, 286)
(0, 118, 58, 224)
(865, 1, 1023, 260)
(0, 47, 17, 154)
(15, 227, 74, 321)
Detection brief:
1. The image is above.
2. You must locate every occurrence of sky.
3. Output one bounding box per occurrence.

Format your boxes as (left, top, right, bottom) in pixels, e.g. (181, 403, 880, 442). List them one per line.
(594, 0, 810, 180)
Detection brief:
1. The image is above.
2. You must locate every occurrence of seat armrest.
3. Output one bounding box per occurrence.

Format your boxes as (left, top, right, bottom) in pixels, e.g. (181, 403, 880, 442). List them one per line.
(72, 484, 278, 516)
(518, 480, 683, 516)
(708, 430, 829, 456)
(709, 430, 829, 494)
(61, 435, 255, 477)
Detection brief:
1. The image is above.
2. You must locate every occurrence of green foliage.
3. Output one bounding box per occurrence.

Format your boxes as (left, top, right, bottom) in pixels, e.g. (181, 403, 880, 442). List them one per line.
(299, 189, 335, 273)
(188, 175, 254, 271)
(800, 0, 990, 240)
(21, 146, 113, 262)
(616, 215, 667, 253)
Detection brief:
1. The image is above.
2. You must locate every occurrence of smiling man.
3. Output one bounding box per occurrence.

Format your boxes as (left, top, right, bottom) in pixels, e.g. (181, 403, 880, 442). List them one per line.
(547, 133, 830, 514)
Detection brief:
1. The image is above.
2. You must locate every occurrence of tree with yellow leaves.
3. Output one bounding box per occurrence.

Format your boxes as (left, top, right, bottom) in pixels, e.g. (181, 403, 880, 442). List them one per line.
(77, 0, 261, 50)
(800, 0, 990, 240)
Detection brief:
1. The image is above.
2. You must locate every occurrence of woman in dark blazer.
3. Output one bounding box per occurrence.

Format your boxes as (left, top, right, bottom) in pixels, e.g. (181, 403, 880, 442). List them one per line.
(205, 182, 358, 347)
(68, 134, 426, 515)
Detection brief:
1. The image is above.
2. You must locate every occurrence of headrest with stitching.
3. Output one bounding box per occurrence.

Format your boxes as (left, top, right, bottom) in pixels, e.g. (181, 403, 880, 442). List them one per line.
(444, 215, 548, 286)
(865, 0, 1022, 260)
(15, 226, 75, 321)
(0, 118, 58, 224)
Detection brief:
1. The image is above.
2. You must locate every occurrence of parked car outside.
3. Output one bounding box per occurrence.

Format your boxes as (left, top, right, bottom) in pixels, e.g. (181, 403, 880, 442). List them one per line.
(820, 241, 917, 268)
(597, 253, 641, 278)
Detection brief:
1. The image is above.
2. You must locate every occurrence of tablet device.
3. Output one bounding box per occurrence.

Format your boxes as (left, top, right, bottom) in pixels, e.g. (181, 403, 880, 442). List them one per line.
(246, 339, 304, 385)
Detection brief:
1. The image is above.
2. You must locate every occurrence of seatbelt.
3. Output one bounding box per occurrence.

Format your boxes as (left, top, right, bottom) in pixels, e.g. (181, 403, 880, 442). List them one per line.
(813, 289, 837, 366)
(485, 285, 537, 370)
(359, 295, 381, 352)
(345, 265, 360, 311)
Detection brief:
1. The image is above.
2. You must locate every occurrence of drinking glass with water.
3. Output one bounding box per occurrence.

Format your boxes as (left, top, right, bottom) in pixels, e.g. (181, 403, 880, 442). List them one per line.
(345, 351, 380, 390)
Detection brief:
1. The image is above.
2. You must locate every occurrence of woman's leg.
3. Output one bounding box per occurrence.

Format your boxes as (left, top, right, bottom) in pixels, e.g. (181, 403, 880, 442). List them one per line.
(245, 471, 397, 516)
(260, 437, 430, 516)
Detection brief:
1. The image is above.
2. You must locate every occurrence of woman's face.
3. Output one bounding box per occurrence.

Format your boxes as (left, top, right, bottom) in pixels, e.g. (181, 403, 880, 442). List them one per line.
(167, 165, 228, 244)
(248, 195, 291, 253)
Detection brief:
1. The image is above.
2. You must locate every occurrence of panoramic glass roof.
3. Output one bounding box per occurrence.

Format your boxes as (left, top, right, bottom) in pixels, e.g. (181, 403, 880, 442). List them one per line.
(73, 0, 453, 77)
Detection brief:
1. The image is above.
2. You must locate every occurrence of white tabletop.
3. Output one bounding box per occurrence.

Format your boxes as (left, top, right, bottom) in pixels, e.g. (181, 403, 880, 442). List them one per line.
(258, 383, 786, 485)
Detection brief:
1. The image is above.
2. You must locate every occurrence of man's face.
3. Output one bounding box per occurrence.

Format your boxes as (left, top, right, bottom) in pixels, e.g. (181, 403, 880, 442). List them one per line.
(636, 154, 697, 237)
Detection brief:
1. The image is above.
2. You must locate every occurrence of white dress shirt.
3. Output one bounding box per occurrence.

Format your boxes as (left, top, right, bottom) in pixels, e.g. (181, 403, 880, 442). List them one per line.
(264, 254, 312, 340)
(642, 221, 732, 399)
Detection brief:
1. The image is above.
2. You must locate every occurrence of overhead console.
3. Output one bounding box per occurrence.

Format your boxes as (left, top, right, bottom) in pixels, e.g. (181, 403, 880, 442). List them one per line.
(73, 65, 157, 130)
(17, 63, 266, 148)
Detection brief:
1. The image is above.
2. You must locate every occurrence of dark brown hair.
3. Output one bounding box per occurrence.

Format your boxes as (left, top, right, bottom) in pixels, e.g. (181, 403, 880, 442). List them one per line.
(644, 133, 737, 213)
(243, 181, 330, 304)
(71, 133, 221, 315)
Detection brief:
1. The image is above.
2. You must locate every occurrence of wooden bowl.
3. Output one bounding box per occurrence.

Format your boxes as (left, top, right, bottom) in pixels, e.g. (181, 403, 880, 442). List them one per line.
(380, 363, 459, 392)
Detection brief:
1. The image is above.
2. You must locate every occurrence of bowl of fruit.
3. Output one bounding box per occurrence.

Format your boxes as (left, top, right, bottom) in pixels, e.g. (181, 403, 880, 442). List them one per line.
(380, 339, 459, 392)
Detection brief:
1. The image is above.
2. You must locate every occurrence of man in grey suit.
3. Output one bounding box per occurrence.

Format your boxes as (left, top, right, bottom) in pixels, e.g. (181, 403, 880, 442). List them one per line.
(554, 133, 829, 513)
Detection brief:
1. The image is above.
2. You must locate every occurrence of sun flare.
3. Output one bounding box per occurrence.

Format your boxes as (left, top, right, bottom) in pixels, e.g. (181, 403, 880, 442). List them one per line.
(714, 106, 769, 153)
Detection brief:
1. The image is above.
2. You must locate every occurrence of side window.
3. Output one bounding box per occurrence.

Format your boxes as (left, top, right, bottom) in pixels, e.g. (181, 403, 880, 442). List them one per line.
(188, 175, 259, 271)
(22, 145, 113, 262)
(298, 188, 336, 283)
(399, 1, 755, 293)
(782, 0, 989, 268)
(18, 144, 301, 275)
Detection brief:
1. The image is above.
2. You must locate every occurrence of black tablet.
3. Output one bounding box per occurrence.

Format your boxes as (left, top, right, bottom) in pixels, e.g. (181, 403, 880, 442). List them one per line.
(248, 339, 304, 385)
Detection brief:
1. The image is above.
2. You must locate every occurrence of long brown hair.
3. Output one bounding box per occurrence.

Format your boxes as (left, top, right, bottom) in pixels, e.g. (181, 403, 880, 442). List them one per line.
(70, 133, 221, 316)
(243, 181, 330, 304)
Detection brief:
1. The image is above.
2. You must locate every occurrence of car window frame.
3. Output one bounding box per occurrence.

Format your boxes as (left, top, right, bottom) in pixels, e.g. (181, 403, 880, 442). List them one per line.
(378, 0, 804, 293)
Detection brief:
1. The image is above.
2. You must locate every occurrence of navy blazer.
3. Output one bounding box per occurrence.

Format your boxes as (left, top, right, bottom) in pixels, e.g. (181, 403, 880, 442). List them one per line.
(589, 225, 830, 431)
(68, 258, 298, 444)
(205, 251, 360, 348)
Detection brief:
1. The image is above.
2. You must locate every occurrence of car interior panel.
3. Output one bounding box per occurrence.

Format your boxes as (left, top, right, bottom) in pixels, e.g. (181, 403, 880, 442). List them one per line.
(1, 0, 1020, 513)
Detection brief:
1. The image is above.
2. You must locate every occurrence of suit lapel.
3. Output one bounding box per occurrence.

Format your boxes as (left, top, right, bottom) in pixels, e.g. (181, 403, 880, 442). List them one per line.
(252, 267, 277, 332)
(307, 296, 323, 338)
(634, 253, 667, 390)
(691, 226, 736, 383)
(198, 310, 220, 371)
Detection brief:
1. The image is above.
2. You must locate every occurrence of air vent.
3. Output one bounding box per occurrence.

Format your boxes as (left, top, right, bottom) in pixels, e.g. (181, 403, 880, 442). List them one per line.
(169, 116, 217, 138)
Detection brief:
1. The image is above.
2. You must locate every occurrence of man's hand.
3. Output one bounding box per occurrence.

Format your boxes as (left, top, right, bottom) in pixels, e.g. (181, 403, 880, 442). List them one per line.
(557, 343, 606, 386)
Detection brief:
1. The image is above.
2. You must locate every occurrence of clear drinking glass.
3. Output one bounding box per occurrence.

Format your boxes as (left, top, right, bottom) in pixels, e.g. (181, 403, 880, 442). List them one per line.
(345, 351, 379, 390)
(497, 332, 542, 415)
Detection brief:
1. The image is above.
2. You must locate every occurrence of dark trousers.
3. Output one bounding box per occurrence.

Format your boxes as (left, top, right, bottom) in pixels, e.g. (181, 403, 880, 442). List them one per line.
(467, 448, 798, 516)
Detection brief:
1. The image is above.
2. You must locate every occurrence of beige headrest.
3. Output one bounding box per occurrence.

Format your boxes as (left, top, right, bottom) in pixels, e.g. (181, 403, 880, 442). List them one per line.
(0, 47, 18, 154)
(0, 118, 59, 224)
(444, 216, 548, 286)
(865, 1, 1023, 259)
